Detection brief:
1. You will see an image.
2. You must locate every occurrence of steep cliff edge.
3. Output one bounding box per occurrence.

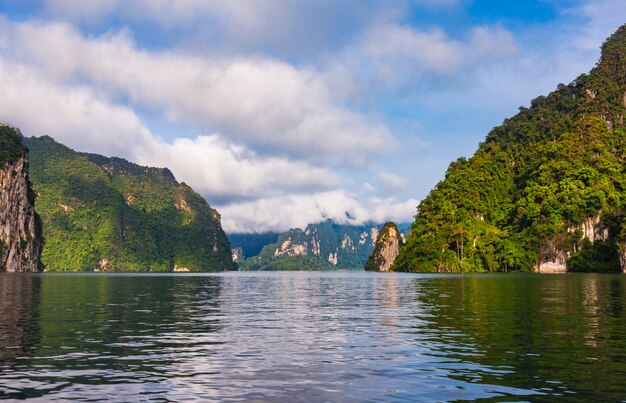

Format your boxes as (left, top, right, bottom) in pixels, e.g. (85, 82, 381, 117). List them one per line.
(364, 222, 402, 272)
(0, 125, 42, 272)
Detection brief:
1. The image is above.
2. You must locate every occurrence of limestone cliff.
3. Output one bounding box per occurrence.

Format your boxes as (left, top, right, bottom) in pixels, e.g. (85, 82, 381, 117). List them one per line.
(240, 220, 380, 271)
(364, 222, 402, 272)
(534, 212, 626, 273)
(0, 125, 42, 272)
(619, 245, 626, 273)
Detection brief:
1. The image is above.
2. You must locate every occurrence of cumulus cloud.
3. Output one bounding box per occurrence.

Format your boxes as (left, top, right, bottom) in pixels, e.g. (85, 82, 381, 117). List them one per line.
(0, 56, 337, 200)
(218, 190, 418, 233)
(0, 60, 153, 157)
(0, 19, 393, 162)
(139, 135, 339, 199)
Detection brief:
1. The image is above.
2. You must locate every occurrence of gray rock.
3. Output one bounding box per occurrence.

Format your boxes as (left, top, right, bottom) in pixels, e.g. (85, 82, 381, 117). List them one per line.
(0, 156, 42, 272)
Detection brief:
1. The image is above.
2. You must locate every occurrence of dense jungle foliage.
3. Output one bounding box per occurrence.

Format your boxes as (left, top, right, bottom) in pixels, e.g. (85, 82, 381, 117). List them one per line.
(0, 125, 28, 166)
(25, 136, 235, 272)
(394, 24, 626, 273)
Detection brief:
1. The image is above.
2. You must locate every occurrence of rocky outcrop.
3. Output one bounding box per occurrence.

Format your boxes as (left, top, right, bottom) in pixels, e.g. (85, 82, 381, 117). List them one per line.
(535, 214, 611, 273)
(231, 247, 244, 263)
(534, 234, 569, 273)
(619, 242, 626, 274)
(0, 127, 42, 272)
(365, 222, 402, 272)
(580, 214, 609, 243)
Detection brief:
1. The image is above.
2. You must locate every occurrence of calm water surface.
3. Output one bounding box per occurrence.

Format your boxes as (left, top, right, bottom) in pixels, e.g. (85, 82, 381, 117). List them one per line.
(0, 272, 625, 401)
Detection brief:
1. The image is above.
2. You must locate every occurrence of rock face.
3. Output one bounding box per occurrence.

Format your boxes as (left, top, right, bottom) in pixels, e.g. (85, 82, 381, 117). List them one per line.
(365, 222, 402, 272)
(240, 220, 380, 271)
(534, 235, 569, 273)
(231, 247, 244, 263)
(619, 245, 626, 273)
(534, 214, 611, 273)
(0, 126, 42, 272)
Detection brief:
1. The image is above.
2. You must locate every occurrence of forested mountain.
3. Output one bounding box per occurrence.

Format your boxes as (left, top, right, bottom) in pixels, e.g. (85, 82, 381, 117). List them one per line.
(240, 220, 381, 271)
(394, 24, 626, 273)
(25, 136, 235, 272)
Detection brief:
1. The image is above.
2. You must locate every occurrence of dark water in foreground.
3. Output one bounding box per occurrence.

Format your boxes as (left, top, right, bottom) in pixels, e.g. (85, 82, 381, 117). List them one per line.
(0, 272, 625, 402)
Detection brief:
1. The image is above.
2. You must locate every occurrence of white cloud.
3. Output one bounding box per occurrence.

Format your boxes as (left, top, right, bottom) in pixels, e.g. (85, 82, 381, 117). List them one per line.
(218, 190, 418, 233)
(375, 171, 408, 194)
(42, 0, 402, 57)
(328, 23, 519, 99)
(0, 60, 153, 157)
(0, 16, 420, 233)
(0, 56, 337, 200)
(139, 135, 339, 199)
(362, 182, 375, 192)
(0, 19, 393, 162)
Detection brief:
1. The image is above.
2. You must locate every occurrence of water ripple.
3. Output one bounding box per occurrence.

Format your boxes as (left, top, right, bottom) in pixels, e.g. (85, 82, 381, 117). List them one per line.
(0, 272, 625, 401)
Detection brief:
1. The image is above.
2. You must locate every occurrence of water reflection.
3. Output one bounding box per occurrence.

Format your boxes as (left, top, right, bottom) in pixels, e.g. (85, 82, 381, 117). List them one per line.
(0, 272, 625, 401)
(0, 274, 41, 367)
(412, 274, 626, 400)
(1, 274, 225, 399)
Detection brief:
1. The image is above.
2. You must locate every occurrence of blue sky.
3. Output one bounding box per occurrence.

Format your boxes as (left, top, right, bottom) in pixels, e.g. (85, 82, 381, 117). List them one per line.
(0, 0, 623, 232)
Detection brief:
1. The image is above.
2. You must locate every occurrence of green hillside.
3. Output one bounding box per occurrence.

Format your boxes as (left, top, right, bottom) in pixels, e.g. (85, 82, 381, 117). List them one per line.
(25, 136, 235, 272)
(394, 24, 626, 273)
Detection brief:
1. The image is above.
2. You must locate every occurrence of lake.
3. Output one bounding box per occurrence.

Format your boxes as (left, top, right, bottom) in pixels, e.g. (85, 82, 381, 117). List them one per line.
(0, 272, 625, 401)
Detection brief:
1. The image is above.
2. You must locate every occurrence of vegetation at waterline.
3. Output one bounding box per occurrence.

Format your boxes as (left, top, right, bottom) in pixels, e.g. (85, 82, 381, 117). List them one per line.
(394, 24, 626, 273)
(25, 136, 235, 272)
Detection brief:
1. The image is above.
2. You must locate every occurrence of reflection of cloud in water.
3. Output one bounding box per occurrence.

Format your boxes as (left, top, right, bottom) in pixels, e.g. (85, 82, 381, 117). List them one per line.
(1, 273, 625, 401)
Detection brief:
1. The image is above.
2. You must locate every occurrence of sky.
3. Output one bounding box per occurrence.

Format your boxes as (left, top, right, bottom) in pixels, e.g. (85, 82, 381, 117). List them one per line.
(0, 0, 624, 233)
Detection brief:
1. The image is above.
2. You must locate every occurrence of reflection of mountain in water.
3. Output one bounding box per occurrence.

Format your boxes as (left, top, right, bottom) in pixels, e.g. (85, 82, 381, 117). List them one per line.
(1, 275, 225, 399)
(0, 274, 41, 367)
(410, 275, 626, 400)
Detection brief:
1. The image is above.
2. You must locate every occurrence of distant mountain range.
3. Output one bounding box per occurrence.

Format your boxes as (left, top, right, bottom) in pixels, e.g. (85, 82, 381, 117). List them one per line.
(233, 221, 411, 271)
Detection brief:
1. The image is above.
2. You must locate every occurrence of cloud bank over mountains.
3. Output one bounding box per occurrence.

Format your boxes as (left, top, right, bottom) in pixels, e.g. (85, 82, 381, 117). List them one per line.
(0, 0, 623, 232)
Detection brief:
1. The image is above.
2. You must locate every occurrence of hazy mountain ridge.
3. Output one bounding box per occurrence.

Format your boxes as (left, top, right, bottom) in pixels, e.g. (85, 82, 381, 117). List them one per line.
(238, 220, 383, 271)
